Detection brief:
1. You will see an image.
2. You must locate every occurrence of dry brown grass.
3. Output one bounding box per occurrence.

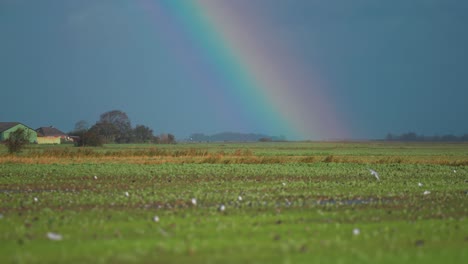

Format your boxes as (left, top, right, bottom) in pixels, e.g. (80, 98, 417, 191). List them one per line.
(1, 152, 467, 166)
(1, 143, 467, 165)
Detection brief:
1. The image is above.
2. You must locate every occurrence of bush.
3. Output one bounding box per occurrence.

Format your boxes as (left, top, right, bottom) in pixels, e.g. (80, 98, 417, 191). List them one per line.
(5, 128, 30, 154)
(156, 133, 176, 144)
(75, 131, 103, 147)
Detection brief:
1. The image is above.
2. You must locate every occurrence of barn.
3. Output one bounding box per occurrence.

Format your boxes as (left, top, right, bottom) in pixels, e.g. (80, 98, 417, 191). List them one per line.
(36, 126, 69, 144)
(0, 122, 38, 143)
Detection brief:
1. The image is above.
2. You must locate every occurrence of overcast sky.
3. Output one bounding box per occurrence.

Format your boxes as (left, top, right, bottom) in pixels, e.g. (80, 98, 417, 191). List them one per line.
(1, 0, 467, 140)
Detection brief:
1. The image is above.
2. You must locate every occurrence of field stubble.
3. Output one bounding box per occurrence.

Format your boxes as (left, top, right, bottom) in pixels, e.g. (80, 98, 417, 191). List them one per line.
(0, 142, 467, 263)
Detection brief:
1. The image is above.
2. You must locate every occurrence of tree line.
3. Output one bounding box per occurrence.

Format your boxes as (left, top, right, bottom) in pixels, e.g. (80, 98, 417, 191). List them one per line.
(70, 110, 175, 146)
(189, 132, 286, 142)
(385, 132, 468, 142)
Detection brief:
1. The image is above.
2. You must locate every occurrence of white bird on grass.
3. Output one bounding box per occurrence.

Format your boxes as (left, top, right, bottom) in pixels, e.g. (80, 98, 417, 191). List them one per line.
(33, 197, 38, 202)
(153, 216, 160, 222)
(191, 198, 197, 206)
(238, 196, 243, 201)
(423, 190, 431, 195)
(47, 232, 63, 241)
(418, 182, 423, 187)
(353, 228, 360, 236)
(369, 169, 380, 181)
(219, 204, 226, 212)
(125, 192, 129, 197)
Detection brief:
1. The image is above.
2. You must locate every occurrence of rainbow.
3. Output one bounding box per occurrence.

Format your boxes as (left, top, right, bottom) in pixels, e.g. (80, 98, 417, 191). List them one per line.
(139, 0, 347, 140)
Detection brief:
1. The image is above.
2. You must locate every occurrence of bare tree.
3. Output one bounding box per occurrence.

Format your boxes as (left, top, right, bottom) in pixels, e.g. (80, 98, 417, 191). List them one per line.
(74, 120, 89, 133)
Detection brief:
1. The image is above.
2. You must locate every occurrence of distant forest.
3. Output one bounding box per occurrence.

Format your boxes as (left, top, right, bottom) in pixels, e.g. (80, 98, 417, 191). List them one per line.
(69, 110, 287, 146)
(385, 132, 468, 142)
(189, 132, 286, 142)
(70, 109, 468, 144)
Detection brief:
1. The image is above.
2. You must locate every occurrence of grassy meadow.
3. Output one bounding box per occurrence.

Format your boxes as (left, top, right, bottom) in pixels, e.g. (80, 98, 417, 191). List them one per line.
(0, 142, 467, 263)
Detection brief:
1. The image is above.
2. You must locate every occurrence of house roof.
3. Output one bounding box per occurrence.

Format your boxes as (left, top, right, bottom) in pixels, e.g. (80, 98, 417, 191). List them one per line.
(36, 126, 67, 137)
(0, 122, 21, 133)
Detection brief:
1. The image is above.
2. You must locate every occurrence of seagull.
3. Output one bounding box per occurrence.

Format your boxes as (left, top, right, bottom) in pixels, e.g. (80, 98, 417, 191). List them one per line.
(282, 182, 286, 186)
(125, 192, 129, 197)
(423, 190, 431, 195)
(418, 182, 423, 187)
(93, 175, 98, 180)
(219, 204, 226, 212)
(47, 232, 63, 241)
(353, 228, 360, 235)
(191, 198, 197, 206)
(153, 216, 160, 222)
(34, 197, 38, 202)
(453, 170, 457, 173)
(369, 169, 380, 181)
(238, 196, 243, 201)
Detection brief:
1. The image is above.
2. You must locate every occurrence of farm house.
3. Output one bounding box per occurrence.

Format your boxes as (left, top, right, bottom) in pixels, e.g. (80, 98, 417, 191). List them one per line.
(36, 126, 69, 144)
(0, 122, 37, 143)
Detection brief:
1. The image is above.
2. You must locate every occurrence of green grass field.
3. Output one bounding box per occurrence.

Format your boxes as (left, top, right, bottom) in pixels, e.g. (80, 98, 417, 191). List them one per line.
(0, 142, 467, 263)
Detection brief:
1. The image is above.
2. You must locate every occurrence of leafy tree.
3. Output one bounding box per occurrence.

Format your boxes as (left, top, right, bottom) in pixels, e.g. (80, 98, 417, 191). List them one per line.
(156, 133, 176, 144)
(4, 128, 31, 154)
(168, 134, 175, 143)
(99, 110, 132, 143)
(154, 136, 160, 144)
(134, 125, 154, 143)
(89, 122, 119, 144)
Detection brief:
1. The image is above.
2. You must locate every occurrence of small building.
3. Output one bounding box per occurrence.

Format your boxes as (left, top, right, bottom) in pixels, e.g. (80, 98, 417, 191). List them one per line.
(36, 126, 69, 144)
(0, 122, 37, 143)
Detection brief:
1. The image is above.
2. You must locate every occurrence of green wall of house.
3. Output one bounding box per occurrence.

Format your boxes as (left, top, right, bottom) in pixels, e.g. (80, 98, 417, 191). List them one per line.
(0, 124, 37, 143)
